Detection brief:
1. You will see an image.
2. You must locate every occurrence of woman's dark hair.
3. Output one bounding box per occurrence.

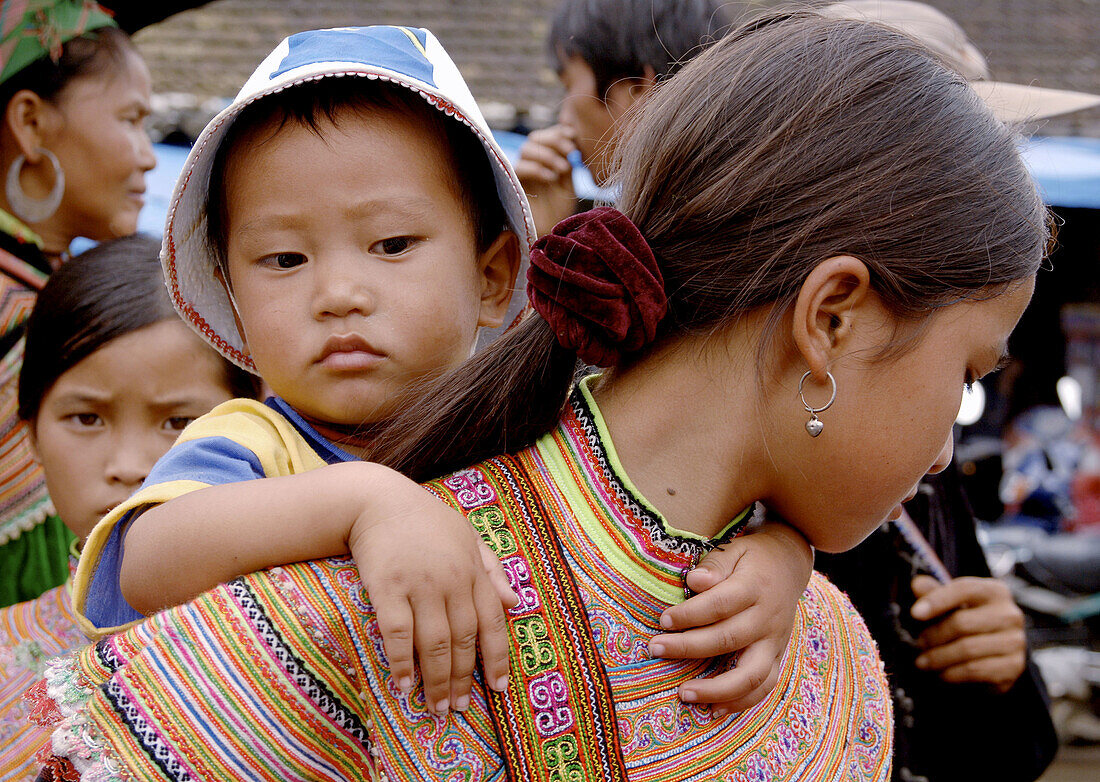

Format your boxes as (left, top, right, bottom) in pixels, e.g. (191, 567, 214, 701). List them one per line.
(547, 0, 737, 98)
(0, 26, 134, 111)
(18, 234, 260, 421)
(361, 12, 1048, 483)
(205, 77, 506, 272)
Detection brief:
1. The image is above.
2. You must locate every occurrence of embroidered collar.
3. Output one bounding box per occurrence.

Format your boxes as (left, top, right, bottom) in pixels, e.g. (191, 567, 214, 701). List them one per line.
(264, 397, 358, 465)
(566, 377, 753, 556)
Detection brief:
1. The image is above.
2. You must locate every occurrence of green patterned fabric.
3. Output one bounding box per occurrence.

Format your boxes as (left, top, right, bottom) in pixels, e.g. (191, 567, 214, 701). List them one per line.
(0, 513, 73, 607)
(0, 0, 117, 84)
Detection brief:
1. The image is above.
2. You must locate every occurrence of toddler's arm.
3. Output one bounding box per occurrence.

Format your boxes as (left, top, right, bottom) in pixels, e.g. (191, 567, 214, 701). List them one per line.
(647, 518, 813, 716)
(120, 462, 516, 714)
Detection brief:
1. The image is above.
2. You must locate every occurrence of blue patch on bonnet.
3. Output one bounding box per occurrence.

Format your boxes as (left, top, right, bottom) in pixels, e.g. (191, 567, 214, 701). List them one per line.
(271, 27, 435, 87)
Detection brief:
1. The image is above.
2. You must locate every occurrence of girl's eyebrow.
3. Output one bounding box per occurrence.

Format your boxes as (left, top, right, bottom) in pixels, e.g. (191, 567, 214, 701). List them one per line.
(147, 395, 218, 410)
(50, 390, 111, 405)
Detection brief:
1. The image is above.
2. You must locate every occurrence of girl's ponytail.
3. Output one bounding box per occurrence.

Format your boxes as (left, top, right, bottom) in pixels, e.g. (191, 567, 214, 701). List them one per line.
(367, 208, 665, 481)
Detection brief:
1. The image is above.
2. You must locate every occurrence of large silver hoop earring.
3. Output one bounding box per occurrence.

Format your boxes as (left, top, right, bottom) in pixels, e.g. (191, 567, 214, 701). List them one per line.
(798, 370, 837, 438)
(6, 149, 64, 224)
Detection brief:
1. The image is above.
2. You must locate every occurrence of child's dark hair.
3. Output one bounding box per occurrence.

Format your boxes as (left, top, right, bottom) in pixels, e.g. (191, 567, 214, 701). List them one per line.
(18, 234, 260, 421)
(363, 11, 1049, 482)
(547, 0, 737, 98)
(205, 78, 507, 272)
(0, 26, 134, 111)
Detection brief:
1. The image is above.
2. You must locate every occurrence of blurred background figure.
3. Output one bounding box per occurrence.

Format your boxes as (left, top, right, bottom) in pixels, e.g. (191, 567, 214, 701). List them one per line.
(514, 0, 736, 236)
(0, 235, 254, 780)
(0, 0, 154, 609)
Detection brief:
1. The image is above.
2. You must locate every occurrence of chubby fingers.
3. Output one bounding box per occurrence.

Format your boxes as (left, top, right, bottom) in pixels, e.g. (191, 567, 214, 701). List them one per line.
(478, 538, 518, 608)
(661, 548, 749, 632)
(442, 587, 481, 715)
(682, 543, 745, 596)
(651, 602, 763, 659)
(680, 643, 782, 716)
(372, 586, 417, 697)
(472, 569, 512, 697)
(517, 140, 573, 180)
(409, 592, 455, 715)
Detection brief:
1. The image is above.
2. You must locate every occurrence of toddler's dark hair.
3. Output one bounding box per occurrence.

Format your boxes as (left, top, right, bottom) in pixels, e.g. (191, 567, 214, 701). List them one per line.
(18, 234, 260, 421)
(205, 77, 507, 271)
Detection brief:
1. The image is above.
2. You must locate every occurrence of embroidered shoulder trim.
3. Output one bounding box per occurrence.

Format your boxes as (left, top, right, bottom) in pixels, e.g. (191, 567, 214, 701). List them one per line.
(568, 391, 746, 557)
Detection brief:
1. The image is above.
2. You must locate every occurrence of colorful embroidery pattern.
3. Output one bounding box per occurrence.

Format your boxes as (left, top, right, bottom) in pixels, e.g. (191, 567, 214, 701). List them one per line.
(0, 266, 53, 545)
(443, 460, 629, 782)
(0, 573, 84, 781)
(34, 385, 892, 780)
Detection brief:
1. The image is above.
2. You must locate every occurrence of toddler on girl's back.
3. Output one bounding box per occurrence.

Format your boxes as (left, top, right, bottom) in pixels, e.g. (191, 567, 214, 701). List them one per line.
(0, 235, 255, 780)
(74, 27, 813, 717)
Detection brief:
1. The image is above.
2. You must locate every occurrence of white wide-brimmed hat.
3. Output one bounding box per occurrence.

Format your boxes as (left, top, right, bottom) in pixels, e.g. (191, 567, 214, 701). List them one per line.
(821, 1, 1100, 124)
(163, 26, 536, 372)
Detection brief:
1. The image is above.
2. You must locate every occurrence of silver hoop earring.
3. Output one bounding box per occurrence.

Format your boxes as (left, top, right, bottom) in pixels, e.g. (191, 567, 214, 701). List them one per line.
(6, 149, 64, 224)
(798, 370, 837, 438)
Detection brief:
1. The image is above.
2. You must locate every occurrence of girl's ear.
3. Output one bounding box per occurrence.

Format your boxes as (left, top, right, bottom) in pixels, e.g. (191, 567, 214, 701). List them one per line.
(791, 255, 872, 380)
(4, 89, 59, 161)
(476, 230, 522, 329)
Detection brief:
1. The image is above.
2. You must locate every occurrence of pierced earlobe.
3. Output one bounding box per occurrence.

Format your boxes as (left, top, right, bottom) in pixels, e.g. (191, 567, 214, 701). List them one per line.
(799, 370, 837, 437)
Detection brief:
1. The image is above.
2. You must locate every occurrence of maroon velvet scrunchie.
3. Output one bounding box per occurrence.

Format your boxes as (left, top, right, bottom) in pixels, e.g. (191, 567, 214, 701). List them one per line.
(527, 207, 667, 367)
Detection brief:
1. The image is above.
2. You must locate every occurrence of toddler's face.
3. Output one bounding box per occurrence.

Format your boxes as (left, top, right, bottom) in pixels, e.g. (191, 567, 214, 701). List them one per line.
(222, 107, 512, 428)
(32, 320, 237, 540)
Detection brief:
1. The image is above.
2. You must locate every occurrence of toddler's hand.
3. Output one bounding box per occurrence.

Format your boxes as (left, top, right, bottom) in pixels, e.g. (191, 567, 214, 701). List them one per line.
(648, 520, 813, 717)
(911, 574, 1027, 692)
(348, 486, 517, 715)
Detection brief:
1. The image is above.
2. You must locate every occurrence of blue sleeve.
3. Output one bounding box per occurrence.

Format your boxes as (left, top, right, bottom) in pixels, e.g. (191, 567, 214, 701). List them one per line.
(83, 436, 267, 629)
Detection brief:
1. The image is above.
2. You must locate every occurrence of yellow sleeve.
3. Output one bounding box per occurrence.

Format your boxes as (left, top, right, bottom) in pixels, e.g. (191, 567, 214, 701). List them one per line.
(72, 398, 328, 638)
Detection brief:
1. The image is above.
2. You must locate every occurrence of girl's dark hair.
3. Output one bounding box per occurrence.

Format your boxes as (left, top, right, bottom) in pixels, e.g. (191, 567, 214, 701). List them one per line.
(0, 26, 134, 111)
(18, 234, 260, 421)
(548, 0, 737, 97)
(205, 77, 506, 271)
(365, 12, 1049, 482)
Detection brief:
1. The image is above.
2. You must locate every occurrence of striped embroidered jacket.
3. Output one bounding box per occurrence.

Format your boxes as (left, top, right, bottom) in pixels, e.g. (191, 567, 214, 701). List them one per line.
(0, 243, 52, 547)
(35, 382, 893, 781)
(0, 553, 83, 781)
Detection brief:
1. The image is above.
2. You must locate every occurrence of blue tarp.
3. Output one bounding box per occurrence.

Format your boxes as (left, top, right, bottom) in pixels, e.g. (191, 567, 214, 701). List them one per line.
(1020, 136, 1100, 210)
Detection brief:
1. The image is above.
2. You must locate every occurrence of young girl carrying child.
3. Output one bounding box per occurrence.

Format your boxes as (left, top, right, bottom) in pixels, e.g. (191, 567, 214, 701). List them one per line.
(0, 235, 255, 780)
(73, 25, 812, 720)
(36, 11, 1046, 780)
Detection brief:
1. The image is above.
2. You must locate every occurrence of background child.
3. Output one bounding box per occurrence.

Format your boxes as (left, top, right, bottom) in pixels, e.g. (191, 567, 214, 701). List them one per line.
(75, 25, 814, 720)
(0, 0, 155, 609)
(0, 234, 254, 781)
(516, 0, 737, 234)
